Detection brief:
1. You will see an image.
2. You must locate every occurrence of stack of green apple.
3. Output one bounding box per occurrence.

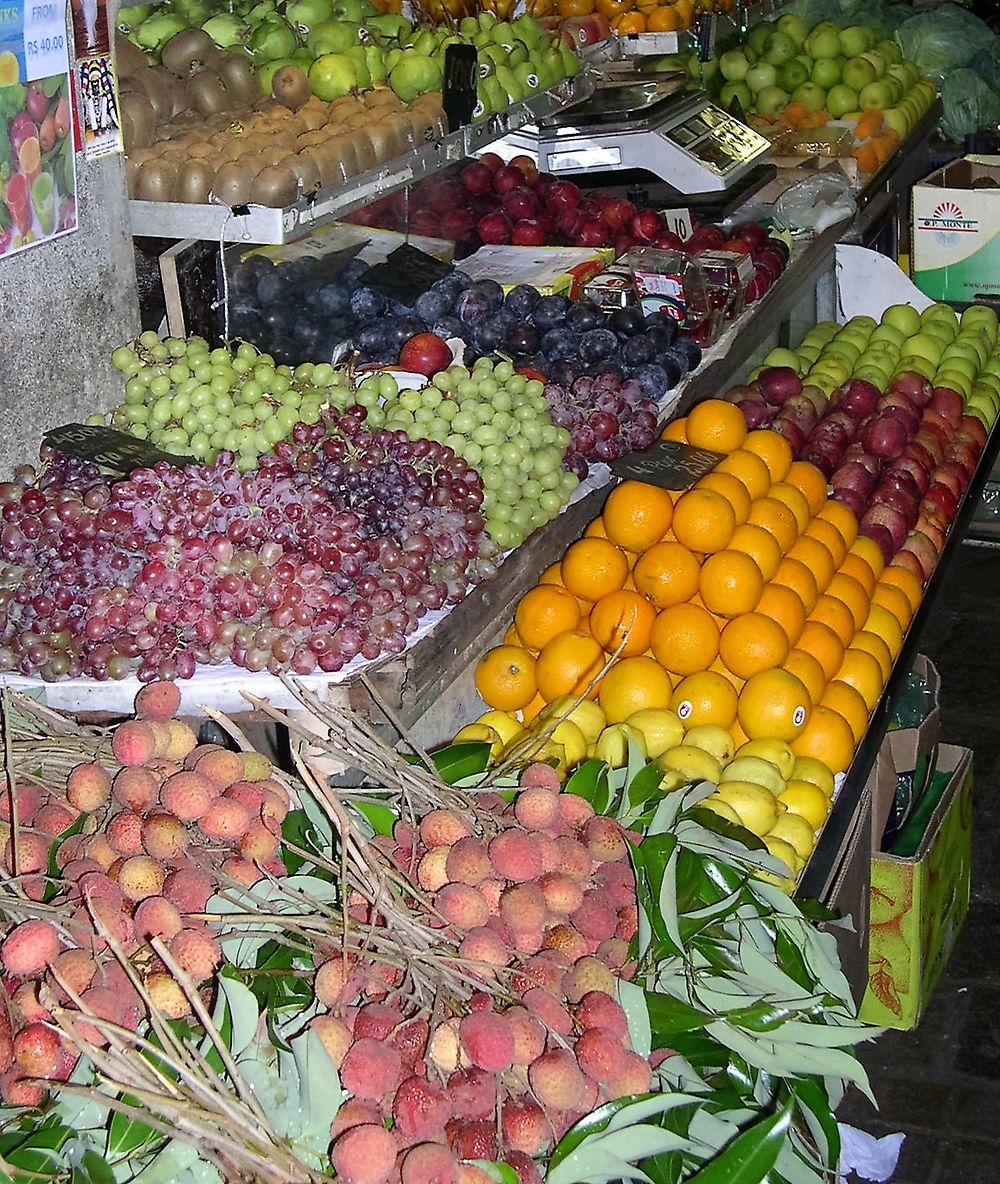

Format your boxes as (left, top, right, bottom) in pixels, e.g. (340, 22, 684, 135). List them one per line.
(703, 12, 936, 138)
(121, 0, 577, 112)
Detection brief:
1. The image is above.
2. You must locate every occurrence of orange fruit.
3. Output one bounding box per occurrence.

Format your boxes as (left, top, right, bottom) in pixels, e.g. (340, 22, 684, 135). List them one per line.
(584, 518, 609, 539)
(808, 594, 857, 648)
(503, 624, 522, 646)
(632, 541, 701, 608)
(535, 630, 607, 702)
(709, 656, 745, 690)
(838, 553, 877, 597)
(835, 648, 885, 712)
(791, 705, 856, 774)
(650, 603, 720, 676)
(881, 565, 923, 615)
(817, 500, 859, 549)
(557, 0, 595, 14)
(784, 461, 828, 516)
(646, 6, 681, 30)
(661, 418, 688, 442)
(729, 522, 782, 580)
(475, 645, 538, 711)
(615, 10, 646, 31)
(796, 620, 845, 680)
(851, 630, 893, 680)
(596, 0, 634, 17)
(768, 482, 812, 533)
(850, 535, 886, 580)
(599, 656, 673, 722)
(747, 497, 799, 552)
(602, 481, 673, 552)
(737, 669, 811, 741)
(685, 399, 747, 453)
(520, 693, 546, 725)
(787, 536, 836, 593)
(697, 471, 752, 525)
(825, 572, 870, 631)
(871, 581, 914, 630)
(755, 581, 807, 646)
(699, 550, 764, 618)
(783, 648, 827, 707)
(514, 585, 582, 651)
(715, 450, 771, 499)
(804, 516, 848, 566)
(589, 589, 656, 657)
(864, 603, 904, 659)
(561, 538, 629, 602)
(669, 670, 739, 729)
(820, 680, 869, 744)
(671, 488, 736, 554)
(772, 556, 819, 613)
(742, 429, 793, 483)
(538, 563, 562, 586)
(718, 612, 789, 680)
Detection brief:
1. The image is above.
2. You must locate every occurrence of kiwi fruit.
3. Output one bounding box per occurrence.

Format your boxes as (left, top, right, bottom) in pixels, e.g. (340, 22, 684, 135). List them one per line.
(251, 165, 299, 207)
(120, 91, 155, 150)
(213, 159, 259, 206)
(124, 147, 154, 195)
(218, 54, 261, 106)
(161, 29, 215, 78)
(363, 121, 406, 164)
(134, 69, 176, 123)
(296, 104, 328, 132)
(135, 157, 181, 202)
(176, 159, 217, 203)
(280, 152, 320, 196)
(340, 129, 377, 174)
(271, 65, 311, 111)
(114, 37, 148, 81)
(189, 72, 233, 117)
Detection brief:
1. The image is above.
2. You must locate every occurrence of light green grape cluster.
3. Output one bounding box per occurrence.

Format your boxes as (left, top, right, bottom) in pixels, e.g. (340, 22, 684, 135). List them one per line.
(362, 357, 578, 551)
(103, 332, 357, 472)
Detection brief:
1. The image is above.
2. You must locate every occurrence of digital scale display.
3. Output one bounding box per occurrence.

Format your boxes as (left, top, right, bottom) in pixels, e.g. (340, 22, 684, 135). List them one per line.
(666, 111, 766, 175)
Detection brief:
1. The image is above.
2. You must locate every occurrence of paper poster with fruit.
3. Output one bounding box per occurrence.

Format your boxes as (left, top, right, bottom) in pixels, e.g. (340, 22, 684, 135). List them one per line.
(0, 0, 77, 257)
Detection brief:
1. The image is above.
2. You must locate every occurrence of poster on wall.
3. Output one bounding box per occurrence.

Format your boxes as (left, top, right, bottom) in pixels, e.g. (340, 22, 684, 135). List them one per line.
(0, 0, 78, 258)
(69, 0, 122, 158)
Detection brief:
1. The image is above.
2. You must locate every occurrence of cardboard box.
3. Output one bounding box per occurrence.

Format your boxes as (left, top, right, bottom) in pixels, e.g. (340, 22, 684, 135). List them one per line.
(911, 156, 1000, 303)
(860, 744, 973, 1030)
(881, 654, 941, 847)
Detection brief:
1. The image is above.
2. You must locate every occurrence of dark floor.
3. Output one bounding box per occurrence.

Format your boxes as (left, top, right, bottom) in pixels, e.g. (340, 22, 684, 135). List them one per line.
(837, 538, 1000, 1183)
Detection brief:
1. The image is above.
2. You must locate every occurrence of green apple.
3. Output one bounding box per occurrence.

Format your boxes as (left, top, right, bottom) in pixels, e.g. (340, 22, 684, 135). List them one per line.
(858, 80, 893, 109)
(962, 304, 999, 333)
(922, 306, 959, 336)
(893, 356, 936, 381)
(778, 59, 809, 91)
(748, 22, 772, 56)
(809, 356, 851, 384)
(836, 329, 873, 351)
(807, 371, 840, 397)
(845, 315, 878, 334)
(824, 340, 862, 364)
(861, 50, 887, 77)
(764, 347, 803, 369)
(826, 84, 859, 117)
(811, 57, 841, 89)
(792, 81, 828, 111)
(968, 393, 998, 426)
(805, 27, 841, 59)
(939, 355, 979, 383)
(881, 304, 922, 336)
(854, 363, 892, 387)
(764, 30, 798, 65)
(719, 80, 752, 113)
(882, 107, 910, 138)
(934, 369, 972, 398)
(941, 340, 982, 365)
(974, 372, 1000, 397)
(797, 346, 821, 366)
(720, 48, 751, 81)
(838, 25, 873, 57)
(794, 52, 812, 71)
(886, 64, 910, 89)
(899, 333, 943, 365)
(745, 61, 777, 93)
(842, 56, 876, 92)
(876, 39, 903, 66)
(756, 85, 789, 115)
(776, 13, 808, 46)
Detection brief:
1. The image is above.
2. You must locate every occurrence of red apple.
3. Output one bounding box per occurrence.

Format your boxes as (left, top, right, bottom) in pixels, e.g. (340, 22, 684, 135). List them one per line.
(914, 431, 944, 464)
(477, 211, 512, 244)
(905, 532, 942, 580)
(773, 418, 807, 451)
(546, 179, 581, 210)
(890, 371, 932, 407)
(833, 485, 869, 520)
(601, 198, 637, 232)
(399, 333, 453, 377)
(758, 366, 803, 406)
(957, 415, 988, 451)
(651, 230, 685, 251)
(922, 482, 958, 521)
(834, 379, 880, 419)
(916, 517, 946, 552)
(493, 165, 526, 196)
(929, 387, 964, 426)
(511, 219, 546, 246)
(944, 441, 978, 477)
(441, 208, 474, 239)
(746, 269, 772, 301)
(503, 187, 539, 221)
(631, 209, 664, 243)
(478, 152, 504, 174)
(687, 225, 726, 251)
(859, 517, 901, 561)
(731, 220, 768, 250)
(833, 460, 878, 498)
(937, 458, 972, 495)
(724, 237, 753, 255)
(891, 549, 927, 583)
(800, 448, 835, 478)
(575, 219, 613, 248)
(460, 162, 494, 195)
(861, 415, 909, 459)
(556, 207, 587, 239)
(888, 455, 931, 496)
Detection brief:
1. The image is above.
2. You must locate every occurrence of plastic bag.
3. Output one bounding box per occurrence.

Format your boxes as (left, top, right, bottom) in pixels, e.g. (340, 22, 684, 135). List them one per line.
(939, 68, 1000, 141)
(773, 173, 857, 235)
(895, 4, 993, 79)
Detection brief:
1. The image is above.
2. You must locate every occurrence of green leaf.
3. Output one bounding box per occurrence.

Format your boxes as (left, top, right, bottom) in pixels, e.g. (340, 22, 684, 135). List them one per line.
(795, 898, 838, 924)
(684, 1097, 793, 1184)
(106, 1104, 161, 1159)
(630, 833, 681, 957)
(71, 1150, 116, 1184)
(466, 1163, 518, 1184)
(791, 1076, 841, 1166)
(41, 75, 64, 99)
(565, 759, 612, 815)
(419, 742, 491, 784)
(348, 799, 398, 838)
(218, 972, 260, 1056)
(644, 992, 713, 1045)
(617, 979, 652, 1058)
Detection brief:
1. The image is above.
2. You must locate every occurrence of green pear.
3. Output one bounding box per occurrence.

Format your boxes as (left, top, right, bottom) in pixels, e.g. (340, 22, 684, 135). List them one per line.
(513, 14, 543, 48)
(412, 29, 437, 56)
(473, 30, 492, 48)
(388, 51, 442, 102)
(346, 44, 371, 86)
(558, 40, 579, 77)
(483, 74, 506, 111)
(459, 16, 478, 37)
(478, 11, 498, 29)
(514, 61, 542, 93)
(481, 43, 507, 70)
(505, 40, 528, 66)
(478, 54, 495, 78)
(490, 20, 516, 47)
(363, 13, 409, 41)
(308, 52, 357, 99)
(384, 46, 402, 72)
(495, 63, 524, 101)
(306, 19, 359, 55)
(364, 42, 386, 82)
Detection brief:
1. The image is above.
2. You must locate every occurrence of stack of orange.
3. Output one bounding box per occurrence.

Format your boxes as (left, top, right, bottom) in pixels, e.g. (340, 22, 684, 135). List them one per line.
(543, 0, 722, 34)
(851, 111, 901, 174)
(476, 399, 923, 777)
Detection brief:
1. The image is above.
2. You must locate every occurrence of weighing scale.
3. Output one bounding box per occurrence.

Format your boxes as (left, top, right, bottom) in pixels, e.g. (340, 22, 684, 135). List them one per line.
(500, 74, 772, 199)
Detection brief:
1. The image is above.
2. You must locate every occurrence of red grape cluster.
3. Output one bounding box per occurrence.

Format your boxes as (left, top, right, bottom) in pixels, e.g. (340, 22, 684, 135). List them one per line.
(544, 374, 659, 478)
(0, 412, 498, 683)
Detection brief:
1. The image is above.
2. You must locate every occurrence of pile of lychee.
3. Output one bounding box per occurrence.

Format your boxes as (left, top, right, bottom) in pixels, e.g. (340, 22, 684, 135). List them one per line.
(0, 681, 290, 1105)
(314, 764, 654, 1184)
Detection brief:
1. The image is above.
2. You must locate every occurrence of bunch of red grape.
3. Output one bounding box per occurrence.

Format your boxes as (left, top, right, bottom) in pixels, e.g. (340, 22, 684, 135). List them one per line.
(544, 374, 659, 478)
(0, 411, 498, 683)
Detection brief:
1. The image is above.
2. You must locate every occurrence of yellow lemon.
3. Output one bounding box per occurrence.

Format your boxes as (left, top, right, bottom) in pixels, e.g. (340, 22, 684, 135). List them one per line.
(531, 718, 587, 768)
(768, 812, 817, 863)
(453, 723, 503, 762)
(715, 781, 784, 835)
(763, 834, 802, 877)
(658, 744, 723, 786)
(734, 738, 796, 779)
(790, 755, 836, 797)
(699, 795, 743, 825)
(720, 755, 785, 796)
(683, 724, 736, 764)
(538, 696, 607, 746)
(778, 780, 831, 829)
(476, 709, 527, 747)
(595, 723, 647, 768)
(625, 708, 685, 758)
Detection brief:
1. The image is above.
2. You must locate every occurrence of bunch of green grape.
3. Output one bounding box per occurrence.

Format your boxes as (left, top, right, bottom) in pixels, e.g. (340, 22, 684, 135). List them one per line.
(363, 358, 579, 551)
(102, 332, 358, 472)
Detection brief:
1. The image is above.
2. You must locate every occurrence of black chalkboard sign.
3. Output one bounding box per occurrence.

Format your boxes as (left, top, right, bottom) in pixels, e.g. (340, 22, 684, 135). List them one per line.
(364, 243, 454, 306)
(611, 439, 724, 491)
(43, 425, 194, 474)
(443, 44, 478, 132)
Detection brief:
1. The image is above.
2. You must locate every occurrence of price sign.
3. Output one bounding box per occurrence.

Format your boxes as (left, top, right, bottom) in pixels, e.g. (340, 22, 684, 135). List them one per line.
(20, 0, 64, 79)
(43, 424, 194, 474)
(611, 439, 724, 491)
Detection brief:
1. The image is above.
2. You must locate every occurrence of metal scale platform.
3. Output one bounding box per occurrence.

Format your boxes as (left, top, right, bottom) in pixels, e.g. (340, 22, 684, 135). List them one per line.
(501, 70, 773, 202)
